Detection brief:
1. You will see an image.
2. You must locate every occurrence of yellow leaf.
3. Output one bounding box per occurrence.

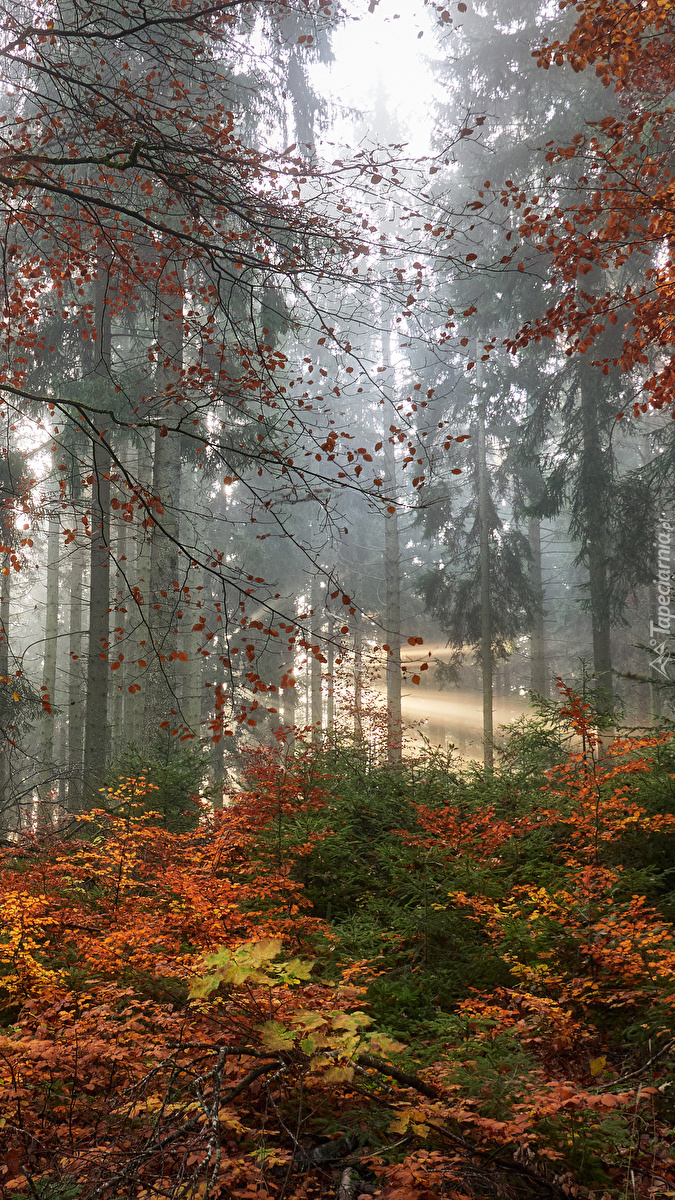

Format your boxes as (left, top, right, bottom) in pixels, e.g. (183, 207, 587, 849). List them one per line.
(388, 1113, 411, 1134)
(590, 1056, 606, 1077)
(242, 938, 284, 968)
(369, 1034, 406, 1055)
(293, 1010, 329, 1031)
(324, 1065, 355, 1083)
(259, 1021, 295, 1051)
(332, 1012, 372, 1031)
(277, 956, 314, 981)
(189, 976, 218, 999)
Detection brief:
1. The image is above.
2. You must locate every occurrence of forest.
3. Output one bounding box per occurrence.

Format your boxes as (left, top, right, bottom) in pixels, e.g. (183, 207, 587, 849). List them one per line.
(1, 0, 675, 1197)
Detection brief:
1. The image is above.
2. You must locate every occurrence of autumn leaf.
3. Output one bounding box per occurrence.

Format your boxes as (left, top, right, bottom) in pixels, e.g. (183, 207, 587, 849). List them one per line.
(369, 1034, 406, 1055)
(259, 1021, 295, 1051)
(324, 1065, 355, 1083)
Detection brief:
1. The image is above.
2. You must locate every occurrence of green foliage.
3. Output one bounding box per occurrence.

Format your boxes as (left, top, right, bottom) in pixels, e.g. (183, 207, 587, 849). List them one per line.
(22, 1180, 82, 1200)
(102, 738, 209, 831)
(498, 692, 579, 775)
(255, 742, 524, 1031)
(0, 671, 42, 746)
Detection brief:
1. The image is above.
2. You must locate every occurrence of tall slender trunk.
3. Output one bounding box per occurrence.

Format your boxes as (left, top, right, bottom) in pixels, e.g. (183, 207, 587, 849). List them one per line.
(326, 616, 335, 735)
(56, 701, 67, 813)
(83, 438, 111, 792)
(143, 262, 183, 743)
(40, 510, 60, 798)
(143, 425, 181, 739)
(0, 552, 11, 826)
(208, 571, 227, 807)
(380, 315, 402, 761)
(0, 553, 8, 681)
(580, 382, 613, 711)
(528, 517, 548, 697)
(67, 538, 85, 809)
(310, 575, 322, 743)
(353, 602, 363, 741)
(82, 265, 112, 796)
(211, 735, 225, 811)
(476, 394, 494, 769)
(181, 565, 203, 739)
(125, 437, 152, 746)
(383, 436, 402, 763)
(110, 510, 128, 760)
(282, 638, 297, 748)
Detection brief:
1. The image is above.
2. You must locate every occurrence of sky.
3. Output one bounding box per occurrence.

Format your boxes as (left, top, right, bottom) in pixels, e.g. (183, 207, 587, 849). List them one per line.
(310, 0, 438, 156)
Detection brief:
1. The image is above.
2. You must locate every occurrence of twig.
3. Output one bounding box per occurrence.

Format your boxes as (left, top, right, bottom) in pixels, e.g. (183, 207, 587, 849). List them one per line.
(593, 1039, 675, 1091)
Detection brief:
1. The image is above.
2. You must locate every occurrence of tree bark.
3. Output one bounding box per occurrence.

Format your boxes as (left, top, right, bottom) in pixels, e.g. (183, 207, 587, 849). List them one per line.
(181, 565, 203, 740)
(281, 638, 297, 748)
(211, 733, 225, 811)
(143, 261, 183, 743)
(326, 615, 335, 735)
(0, 553, 8, 681)
(528, 517, 548, 697)
(125, 437, 153, 747)
(580, 382, 613, 711)
(310, 574, 323, 743)
(476, 394, 493, 769)
(40, 510, 60, 801)
(67, 537, 86, 809)
(110, 509, 128, 760)
(0, 551, 11, 828)
(82, 265, 112, 797)
(82, 437, 111, 793)
(353, 601, 363, 741)
(383, 436, 402, 764)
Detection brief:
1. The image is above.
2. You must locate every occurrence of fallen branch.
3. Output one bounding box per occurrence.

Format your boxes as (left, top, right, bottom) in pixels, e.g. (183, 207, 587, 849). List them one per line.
(356, 1053, 439, 1100)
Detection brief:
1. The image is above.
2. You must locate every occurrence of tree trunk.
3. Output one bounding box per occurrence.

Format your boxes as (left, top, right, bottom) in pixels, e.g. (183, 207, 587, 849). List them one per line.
(281, 637, 297, 748)
(353, 608, 363, 741)
(110, 510, 128, 761)
(82, 265, 112, 797)
(181, 565, 203, 740)
(476, 395, 494, 769)
(310, 575, 323, 743)
(580, 382, 613, 711)
(67, 536, 86, 809)
(124, 437, 153, 747)
(55, 698, 67, 814)
(383, 436, 402, 763)
(143, 262, 183, 743)
(40, 510, 60, 801)
(0, 553, 8, 681)
(82, 437, 111, 794)
(211, 734, 225, 811)
(528, 517, 548, 697)
(326, 616, 335, 735)
(0, 552, 11, 828)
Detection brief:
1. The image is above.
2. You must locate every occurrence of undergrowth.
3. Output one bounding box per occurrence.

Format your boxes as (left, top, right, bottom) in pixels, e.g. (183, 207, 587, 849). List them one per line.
(1, 684, 675, 1200)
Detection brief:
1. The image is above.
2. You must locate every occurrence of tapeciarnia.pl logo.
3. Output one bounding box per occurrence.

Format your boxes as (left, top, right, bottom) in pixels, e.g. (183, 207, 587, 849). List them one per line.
(650, 513, 673, 680)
